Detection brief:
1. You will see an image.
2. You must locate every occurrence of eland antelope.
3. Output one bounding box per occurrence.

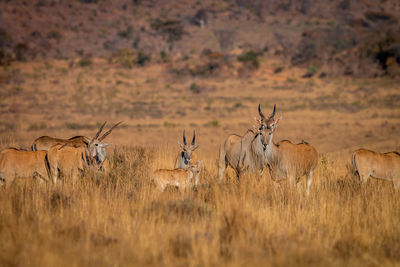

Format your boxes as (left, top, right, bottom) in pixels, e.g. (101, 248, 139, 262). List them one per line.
(46, 144, 92, 184)
(0, 148, 49, 186)
(153, 161, 202, 192)
(31, 121, 121, 154)
(261, 105, 318, 194)
(352, 149, 400, 190)
(45, 121, 121, 183)
(174, 130, 200, 169)
(217, 105, 275, 182)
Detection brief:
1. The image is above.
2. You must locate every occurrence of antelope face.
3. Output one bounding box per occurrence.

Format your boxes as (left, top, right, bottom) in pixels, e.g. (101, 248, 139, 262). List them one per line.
(88, 121, 122, 165)
(256, 104, 278, 149)
(178, 130, 200, 165)
(89, 140, 110, 164)
(189, 160, 202, 174)
(189, 160, 202, 186)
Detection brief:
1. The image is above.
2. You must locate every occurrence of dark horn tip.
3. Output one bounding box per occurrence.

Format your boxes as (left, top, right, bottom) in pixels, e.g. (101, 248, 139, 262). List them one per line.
(191, 130, 196, 145)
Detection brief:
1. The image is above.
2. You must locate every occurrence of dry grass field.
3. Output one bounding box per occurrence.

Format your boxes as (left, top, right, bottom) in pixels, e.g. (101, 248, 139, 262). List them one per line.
(1, 58, 400, 266)
(0, 147, 400, 266)
(1, 1, 400, 265)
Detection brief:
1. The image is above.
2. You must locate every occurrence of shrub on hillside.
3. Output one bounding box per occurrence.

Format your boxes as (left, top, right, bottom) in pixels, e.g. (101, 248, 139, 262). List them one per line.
(237, 50, 261, 69)
(117, 49, 150, 68)
(150, 18, 185, 51)
(78, 58, 92, 67)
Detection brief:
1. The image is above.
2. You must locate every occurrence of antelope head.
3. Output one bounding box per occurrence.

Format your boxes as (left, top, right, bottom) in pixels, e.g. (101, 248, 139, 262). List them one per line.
(188, 160, 202, 186)
(177, 130, 200, 165)
(88, 121, 122, 164)
(262, 105, 281, 145)
(255, 104, 279, 149)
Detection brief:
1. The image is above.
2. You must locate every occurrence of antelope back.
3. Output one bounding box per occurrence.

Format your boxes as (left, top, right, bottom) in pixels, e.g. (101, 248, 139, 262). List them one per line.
(32, 136, 89, 151)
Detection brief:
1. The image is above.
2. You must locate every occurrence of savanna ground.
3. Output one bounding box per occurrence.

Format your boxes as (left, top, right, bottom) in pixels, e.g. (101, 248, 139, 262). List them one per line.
(0, 59, 400, 266)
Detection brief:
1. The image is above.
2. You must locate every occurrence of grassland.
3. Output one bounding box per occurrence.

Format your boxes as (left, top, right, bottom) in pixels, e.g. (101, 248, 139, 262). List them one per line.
(0, 59, 400, 266)
(0, 146, 400, 266)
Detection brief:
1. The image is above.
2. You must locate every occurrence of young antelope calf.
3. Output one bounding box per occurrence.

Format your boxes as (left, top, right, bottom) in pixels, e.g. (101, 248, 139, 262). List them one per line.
(153, 161, 202, 192)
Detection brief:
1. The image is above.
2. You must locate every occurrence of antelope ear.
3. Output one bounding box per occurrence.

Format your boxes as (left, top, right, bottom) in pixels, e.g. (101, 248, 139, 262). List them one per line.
(101, 143, 112, 147)
(178, 141, 185, 149)
(273, 116, 282, 128)
(192, 144, 200, 150)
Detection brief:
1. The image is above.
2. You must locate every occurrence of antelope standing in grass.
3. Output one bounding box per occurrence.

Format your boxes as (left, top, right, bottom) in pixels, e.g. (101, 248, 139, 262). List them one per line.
(153, 161, 202, 192)
(261, 105, 318, 195)
(217, 105, 273, 182)
(46, 144, 92, 184)
(45, 122, 121, 183)
(31, 121, 121, 152)
(174, 130, 200, 169)
(352, 149, 400, 190)
(0, 148, 49, 186)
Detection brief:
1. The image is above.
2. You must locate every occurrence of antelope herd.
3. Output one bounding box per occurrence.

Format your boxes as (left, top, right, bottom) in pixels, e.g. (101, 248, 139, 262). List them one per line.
(0, 104, 399, 193)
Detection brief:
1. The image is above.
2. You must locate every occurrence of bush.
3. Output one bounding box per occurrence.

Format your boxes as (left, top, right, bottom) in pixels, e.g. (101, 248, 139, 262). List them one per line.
(47, 30, 63, 41)
(78, 58, 92, 67)
(237, 51, 261, 69)
(204, 120, 219, 127)
(365, 11, 397, 24)
(134, 51, 150, 66)
(150, 19, 185, 49)
(160, 51, 168, 62)
(118, 25, 134, 39)
(13, 43, 29, 61)
(28, 123, 46, 131)
(189, 82, 200, 94)
(0, 28, 12, 47)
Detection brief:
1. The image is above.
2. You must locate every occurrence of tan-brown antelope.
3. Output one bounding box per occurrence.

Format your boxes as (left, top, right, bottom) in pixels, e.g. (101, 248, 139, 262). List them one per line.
(46, 144, 92, 184)
(31, 121, 121, 153)
(174, 130, 200, 169)
(261, 105, 318, 195)
(352, 149, 400, 190)
(153, 161, 202, 192)
(217, 104, 272, 182)
(0, 148, 49, 186)
(45, 121, 122, 183)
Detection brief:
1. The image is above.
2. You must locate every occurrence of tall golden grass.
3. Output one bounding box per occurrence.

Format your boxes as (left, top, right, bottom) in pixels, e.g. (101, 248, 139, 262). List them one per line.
(0, 146, 399, 266)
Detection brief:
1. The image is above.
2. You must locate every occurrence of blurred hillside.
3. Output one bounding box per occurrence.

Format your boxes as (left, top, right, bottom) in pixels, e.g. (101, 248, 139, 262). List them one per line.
(1, 0, 400, 77)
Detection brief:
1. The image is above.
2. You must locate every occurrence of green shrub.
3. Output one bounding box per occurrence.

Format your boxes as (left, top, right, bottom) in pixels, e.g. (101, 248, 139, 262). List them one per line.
(160, 51, 168, 62)
(204, 120, 219, 127)
(189, 82, 199, 93)
(237, 51, 261, 69)
(47, 30, 63, 41)
(78, 58, 92, 67)
(134, 51, 150, 66)
(28, 123, 46, 131)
